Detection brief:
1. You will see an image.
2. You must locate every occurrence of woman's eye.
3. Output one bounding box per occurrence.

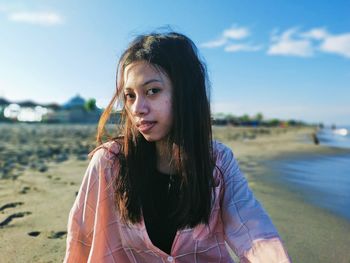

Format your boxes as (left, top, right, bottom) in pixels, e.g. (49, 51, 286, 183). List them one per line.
(124, 93, 135, 100)
(147, 88, 160, 96)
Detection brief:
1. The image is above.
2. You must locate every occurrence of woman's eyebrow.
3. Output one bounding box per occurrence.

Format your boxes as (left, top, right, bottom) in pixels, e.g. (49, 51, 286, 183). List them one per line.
(142, 79, 162, 86)
(124, 79, 162, 90)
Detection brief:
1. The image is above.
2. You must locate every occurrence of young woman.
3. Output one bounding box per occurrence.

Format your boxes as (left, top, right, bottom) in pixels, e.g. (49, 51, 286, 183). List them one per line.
(64, 32, 291, 262)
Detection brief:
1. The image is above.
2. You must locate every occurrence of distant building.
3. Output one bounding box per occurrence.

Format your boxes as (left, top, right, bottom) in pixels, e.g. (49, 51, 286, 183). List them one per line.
(0, 95, 121, 124)
(0, 98, 50, 122)
(0, 98, 10, 121)
(0, 98, 10, 105)
(44, 94, 103, 123)
(63, 94, 86, 110)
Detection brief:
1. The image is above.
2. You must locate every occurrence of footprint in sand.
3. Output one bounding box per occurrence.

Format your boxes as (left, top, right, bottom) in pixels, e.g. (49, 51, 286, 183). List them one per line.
(0, 211, 32, 227)
(48, 231, 67, 239)
(27, 231, 67, 239)
(19, 186, 31, 194)
(0, 202, 24, 212)
(28, 231, 41, 237)
(47, 174, 71, 185)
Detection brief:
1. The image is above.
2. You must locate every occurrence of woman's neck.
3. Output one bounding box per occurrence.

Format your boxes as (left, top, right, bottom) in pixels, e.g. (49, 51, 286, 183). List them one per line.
(155, 140, 175, 175)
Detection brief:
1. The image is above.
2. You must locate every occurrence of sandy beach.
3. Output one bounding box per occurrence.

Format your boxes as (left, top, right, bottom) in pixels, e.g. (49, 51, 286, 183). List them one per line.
(1, 124, 350, 262)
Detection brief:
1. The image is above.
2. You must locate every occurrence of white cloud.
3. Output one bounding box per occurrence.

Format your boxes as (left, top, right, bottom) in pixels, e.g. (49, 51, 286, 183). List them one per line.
(223, 25, 250, 40)
(201, 37, 227, 48)
(320, 33, 350, 58)
(268, 27, 350, 59)
(225, 43, 262, 52)
(8, 11, 64, 26)
(301, 28, 329, 40)
(268, 28, 314, 57)
(201, 24, 260, 53)
(203, 25, 350, 59)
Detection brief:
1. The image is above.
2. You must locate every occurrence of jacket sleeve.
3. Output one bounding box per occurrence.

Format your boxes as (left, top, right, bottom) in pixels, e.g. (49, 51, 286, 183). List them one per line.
(219, 146, 291, 262)
(63, 144, 129, 262)
(63, 148, 103, 262)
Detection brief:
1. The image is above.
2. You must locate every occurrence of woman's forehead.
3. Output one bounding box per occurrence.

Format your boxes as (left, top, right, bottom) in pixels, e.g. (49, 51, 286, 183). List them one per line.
(123, 61, 168, 88)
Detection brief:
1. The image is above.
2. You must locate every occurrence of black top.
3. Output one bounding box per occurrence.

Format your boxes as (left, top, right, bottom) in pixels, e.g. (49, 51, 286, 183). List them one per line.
(142, 170, 180, 254)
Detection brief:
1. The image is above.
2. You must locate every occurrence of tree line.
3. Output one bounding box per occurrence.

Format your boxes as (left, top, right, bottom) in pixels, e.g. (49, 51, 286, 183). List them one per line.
(212, 112, 307, 127)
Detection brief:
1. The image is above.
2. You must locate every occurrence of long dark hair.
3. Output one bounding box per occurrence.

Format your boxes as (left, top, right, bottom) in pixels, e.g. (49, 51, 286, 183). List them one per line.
(96, 32, 215, 228)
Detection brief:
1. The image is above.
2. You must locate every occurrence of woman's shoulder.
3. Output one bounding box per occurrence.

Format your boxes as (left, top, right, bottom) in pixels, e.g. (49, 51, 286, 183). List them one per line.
(212, 140, 243, 183)
(212, 140, 242, 177)
(87, 139, 123, 168)
(212, 140, 236, 163)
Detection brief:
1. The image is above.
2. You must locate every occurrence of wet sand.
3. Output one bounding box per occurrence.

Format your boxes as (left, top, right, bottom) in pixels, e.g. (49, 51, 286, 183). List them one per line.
(1, 124, 350, 262)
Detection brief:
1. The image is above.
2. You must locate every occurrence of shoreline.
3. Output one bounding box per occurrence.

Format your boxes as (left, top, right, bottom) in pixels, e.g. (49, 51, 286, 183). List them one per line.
(216, 127, 350, 263)
(266, 150, 350, 221)
(249, 163, 350, 263)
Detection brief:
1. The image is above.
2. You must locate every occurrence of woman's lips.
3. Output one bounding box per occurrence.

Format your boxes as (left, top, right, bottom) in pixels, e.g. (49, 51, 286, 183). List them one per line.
(137, 121, 156, 133)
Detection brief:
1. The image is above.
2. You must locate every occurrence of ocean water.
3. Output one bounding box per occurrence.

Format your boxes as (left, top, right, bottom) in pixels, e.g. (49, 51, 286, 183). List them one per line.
(269, 125, 350, 221)
(316, 125, 350, 149)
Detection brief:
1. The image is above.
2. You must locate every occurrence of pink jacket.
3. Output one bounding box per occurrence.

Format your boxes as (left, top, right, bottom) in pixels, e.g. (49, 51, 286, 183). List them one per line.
(64, 141, 291, 263)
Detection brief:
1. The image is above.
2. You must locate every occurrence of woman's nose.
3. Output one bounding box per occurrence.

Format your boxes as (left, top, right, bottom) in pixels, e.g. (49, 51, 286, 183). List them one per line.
(131, 96, 149, 116)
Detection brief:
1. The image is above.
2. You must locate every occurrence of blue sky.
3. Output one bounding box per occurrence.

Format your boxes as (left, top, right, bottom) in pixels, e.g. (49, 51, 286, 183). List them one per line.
(0, 0, 349, 125)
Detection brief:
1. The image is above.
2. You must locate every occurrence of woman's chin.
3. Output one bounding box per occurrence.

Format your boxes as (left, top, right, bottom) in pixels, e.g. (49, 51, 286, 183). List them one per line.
(141, 133, 168, 143)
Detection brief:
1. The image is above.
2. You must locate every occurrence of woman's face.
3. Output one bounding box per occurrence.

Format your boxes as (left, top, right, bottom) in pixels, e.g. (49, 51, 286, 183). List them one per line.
(123, 61, 173, 143)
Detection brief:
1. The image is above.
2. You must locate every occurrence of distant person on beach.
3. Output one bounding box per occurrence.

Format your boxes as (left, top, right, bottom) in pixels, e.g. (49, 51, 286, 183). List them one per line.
(64, 31, 291, 262)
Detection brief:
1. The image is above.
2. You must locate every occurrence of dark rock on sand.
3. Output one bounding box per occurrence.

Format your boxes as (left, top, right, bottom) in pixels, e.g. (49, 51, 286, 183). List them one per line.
(0, 124, 98, 180)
